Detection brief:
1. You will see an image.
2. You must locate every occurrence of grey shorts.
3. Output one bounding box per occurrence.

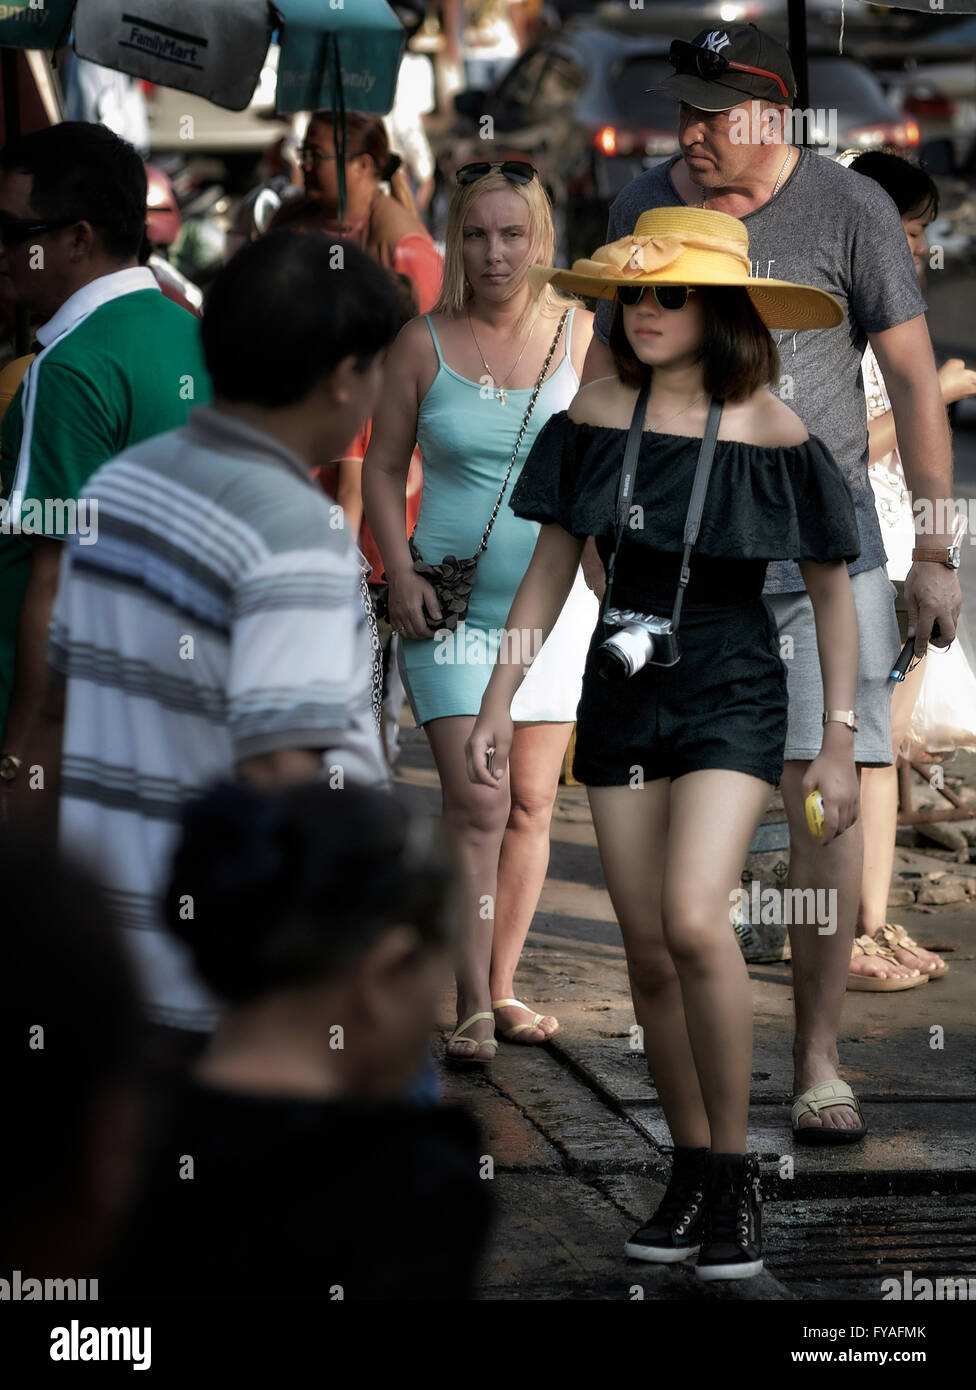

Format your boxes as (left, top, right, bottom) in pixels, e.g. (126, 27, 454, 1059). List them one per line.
(764, 564, 901, 768)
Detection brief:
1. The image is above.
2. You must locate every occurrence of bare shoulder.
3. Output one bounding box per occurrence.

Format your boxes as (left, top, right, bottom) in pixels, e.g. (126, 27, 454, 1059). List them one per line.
(567, 373, 630, 429)
(568, 305, 595, 335)
(386, 313, 437, 383)
(722, 388, 810, 448)
(386, 314, 439, 403)
(566, 304, 595, 376)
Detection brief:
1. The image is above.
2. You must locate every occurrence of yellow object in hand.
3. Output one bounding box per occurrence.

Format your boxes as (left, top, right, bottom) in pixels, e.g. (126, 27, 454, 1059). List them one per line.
(805, 789, 825, 839)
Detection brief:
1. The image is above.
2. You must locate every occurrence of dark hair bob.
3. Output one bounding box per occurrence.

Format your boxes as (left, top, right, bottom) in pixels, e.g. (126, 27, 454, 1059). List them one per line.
(609, 285, 780, 403)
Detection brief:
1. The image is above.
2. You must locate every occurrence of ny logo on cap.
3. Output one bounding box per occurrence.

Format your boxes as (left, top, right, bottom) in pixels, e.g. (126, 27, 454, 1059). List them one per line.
(702, 30, 732, 54)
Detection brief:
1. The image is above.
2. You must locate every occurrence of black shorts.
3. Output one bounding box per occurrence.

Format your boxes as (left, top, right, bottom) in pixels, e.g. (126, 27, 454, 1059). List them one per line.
(572, 597, 789, 787)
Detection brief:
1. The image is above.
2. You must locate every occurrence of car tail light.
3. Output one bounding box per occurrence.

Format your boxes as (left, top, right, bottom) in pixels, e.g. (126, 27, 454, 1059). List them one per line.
(595, 125, 617, 156)
(590, 124, 676, 158)
(846, 122, 915, 149)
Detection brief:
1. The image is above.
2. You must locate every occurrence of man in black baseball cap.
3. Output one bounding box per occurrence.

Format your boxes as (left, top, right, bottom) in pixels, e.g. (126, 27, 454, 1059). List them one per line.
(655, 23, 796, 111)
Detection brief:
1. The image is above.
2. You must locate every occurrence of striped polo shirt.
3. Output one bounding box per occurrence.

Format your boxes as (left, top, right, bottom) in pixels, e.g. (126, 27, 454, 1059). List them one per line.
(49, 405, 388, 1031)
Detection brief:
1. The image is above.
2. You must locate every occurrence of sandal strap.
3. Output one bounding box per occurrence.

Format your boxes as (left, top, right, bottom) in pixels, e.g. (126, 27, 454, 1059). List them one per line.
(853, 935, 899, 962)
(791, 1079, 863, 1126)
(877, 923, 922, 954)
(492, 997, 528, 1010)
(449, 1011, 496, 1045)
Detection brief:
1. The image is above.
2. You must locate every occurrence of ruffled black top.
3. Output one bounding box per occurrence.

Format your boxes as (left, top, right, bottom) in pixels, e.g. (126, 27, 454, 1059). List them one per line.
(509, 412, 861, 610)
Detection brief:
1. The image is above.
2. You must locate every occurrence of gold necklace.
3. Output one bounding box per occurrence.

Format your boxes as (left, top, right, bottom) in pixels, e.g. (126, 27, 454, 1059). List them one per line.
(467, 307, 539, 407)
(699, 146, 793, 209)
(645, 390, 707, 433)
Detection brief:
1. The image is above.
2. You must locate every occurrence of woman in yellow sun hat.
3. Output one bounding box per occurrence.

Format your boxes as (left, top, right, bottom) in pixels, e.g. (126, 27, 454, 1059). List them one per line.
(465, 206, 862, 1281)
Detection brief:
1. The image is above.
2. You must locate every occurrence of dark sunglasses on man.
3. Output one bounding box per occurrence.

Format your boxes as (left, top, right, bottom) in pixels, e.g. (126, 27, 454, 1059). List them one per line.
(0, 212, 81, 247)
(456, 160, 538, 187)
(617, 285, 697, 310)
(668, 38, 791, 104)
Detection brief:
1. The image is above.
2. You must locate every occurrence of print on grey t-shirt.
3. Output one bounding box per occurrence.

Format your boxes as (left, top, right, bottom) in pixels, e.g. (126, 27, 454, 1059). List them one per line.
(593, 150, 927, 593)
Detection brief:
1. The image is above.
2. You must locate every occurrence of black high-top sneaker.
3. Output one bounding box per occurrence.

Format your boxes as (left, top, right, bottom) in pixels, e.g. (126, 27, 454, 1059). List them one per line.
(696, 1151, 763, 1281)
(623, 1146, 709, 1263)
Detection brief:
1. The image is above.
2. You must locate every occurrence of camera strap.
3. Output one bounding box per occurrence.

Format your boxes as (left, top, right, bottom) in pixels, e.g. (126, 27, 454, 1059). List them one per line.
(673, 396, 724, 630)
(601, 385, 724, 630)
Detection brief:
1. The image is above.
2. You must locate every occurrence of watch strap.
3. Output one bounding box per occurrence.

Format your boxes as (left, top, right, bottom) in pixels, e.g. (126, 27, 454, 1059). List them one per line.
(823, 709, 858, 731)
(912, 546, 957, 566)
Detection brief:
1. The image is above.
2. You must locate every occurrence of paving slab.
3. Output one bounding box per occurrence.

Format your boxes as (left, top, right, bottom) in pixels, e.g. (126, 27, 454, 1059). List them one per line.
(763, 1194, 976, 1300)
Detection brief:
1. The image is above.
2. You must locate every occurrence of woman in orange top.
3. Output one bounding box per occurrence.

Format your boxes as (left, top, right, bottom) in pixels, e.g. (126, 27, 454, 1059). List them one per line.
(301, 111, 443, 314)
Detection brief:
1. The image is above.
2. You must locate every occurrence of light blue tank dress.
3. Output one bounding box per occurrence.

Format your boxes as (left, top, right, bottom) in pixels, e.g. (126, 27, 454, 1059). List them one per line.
(398, 308, 599, 726)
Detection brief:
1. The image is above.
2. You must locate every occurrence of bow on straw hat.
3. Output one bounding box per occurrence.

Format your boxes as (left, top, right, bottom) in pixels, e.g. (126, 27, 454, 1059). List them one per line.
(528, 207, 843, 331)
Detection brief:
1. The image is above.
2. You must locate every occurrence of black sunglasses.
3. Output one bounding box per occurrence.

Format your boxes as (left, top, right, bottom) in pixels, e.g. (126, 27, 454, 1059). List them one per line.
(617, 285, 697, 310)
(668, 38, 792, 105)
(0, 213, 80, 247)
(456, 160, 538, 187)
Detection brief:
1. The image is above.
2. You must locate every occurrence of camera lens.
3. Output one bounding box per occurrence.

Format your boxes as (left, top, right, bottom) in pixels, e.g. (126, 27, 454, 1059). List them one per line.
(594, 644, 632, 681)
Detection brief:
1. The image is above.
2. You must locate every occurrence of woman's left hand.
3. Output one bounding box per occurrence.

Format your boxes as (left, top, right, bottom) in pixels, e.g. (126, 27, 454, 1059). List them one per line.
(802, 752, 859, 846)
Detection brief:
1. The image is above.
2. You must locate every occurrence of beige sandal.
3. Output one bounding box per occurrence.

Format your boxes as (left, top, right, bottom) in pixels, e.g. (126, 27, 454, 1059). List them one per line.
(492, 997, 559, 1043)
(445, 1011, 498, 1067)
(791, 1079, 868, 1145)
(847, 935, 930, 992)
(873, 923, 949, 979)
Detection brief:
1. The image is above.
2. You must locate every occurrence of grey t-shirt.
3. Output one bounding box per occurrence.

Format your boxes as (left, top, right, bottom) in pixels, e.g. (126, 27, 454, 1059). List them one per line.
(593, 149, 927, 593)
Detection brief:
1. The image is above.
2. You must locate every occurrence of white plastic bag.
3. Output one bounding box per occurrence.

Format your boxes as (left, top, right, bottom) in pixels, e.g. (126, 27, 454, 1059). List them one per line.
(907, 635, 976, 753)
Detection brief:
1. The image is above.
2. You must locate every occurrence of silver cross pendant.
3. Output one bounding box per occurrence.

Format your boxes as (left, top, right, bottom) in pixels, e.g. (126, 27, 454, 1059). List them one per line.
(496, 388, 507, 406)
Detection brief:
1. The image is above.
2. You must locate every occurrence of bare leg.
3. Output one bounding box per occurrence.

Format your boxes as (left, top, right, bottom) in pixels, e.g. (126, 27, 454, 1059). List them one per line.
(857, 658, 946, 975)
(587, 777, 710, 1147)
(426, 715, 511, 1060)
(662, 770, 775, 1153)
(490, 720, 573, 1042)
(782, 759, 863, 1131)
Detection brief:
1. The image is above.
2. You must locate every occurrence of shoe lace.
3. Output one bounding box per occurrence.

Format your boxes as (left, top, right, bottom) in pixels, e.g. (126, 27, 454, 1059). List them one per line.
(707, 1160, 757, 1246)
(654, 1161, 704, 1226)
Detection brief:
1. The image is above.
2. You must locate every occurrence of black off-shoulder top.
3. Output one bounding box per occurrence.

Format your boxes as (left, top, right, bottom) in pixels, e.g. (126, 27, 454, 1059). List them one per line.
(509, 412, 861, 610)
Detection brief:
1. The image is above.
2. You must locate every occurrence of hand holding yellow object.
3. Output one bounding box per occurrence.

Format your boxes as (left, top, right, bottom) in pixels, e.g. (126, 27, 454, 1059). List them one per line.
(805, 789, 825, 840)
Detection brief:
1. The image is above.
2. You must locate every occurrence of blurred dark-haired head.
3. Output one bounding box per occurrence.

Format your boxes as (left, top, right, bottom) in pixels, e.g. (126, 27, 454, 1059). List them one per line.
(0, 121, 147, 318)
(0, 831, 143, 1275)
(166, 782, 455, 1096)
(265, 199, 420, 330)
(849, 150, 940, 222)
(201, 231, 399, 410)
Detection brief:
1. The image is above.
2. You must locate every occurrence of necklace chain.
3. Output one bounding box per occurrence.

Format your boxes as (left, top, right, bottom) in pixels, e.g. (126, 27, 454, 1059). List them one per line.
(699, 146, 793, 209)
(645, 389, 707, 433)
(467, 307, 539, 406)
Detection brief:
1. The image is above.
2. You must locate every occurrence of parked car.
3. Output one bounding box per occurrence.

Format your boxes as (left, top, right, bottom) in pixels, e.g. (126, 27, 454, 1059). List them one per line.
(432, 19, 919, 262)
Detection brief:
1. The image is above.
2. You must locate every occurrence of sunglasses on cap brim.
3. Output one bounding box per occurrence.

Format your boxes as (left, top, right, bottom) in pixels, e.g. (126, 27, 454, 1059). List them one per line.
(668, 39, 792, 105)
(456, 160, 538, 187)
(616, 285, 697, 310)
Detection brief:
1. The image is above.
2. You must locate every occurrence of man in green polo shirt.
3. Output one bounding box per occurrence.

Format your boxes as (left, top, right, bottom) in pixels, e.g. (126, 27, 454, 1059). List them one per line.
(0, 122, 211, 811)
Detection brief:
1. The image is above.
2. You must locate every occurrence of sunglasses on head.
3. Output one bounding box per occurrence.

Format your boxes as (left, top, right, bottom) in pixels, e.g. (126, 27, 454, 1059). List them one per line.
(456, 160, 538, 187)
(616, 285, 697, 310)
(668, 39, 792, 105)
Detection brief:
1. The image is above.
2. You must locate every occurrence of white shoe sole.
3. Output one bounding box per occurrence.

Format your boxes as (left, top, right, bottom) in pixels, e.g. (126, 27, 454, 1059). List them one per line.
(695, 1258, 764, 1281)
(624, 1240, 700, 1263)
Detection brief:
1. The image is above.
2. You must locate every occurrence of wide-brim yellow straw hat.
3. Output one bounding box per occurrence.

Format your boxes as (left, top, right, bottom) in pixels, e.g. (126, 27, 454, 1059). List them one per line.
(529, 206, 843, 331)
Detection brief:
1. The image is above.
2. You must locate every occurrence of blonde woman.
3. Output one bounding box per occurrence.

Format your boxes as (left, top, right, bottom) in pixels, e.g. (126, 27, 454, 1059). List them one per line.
(363, 161, 598, 1063)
